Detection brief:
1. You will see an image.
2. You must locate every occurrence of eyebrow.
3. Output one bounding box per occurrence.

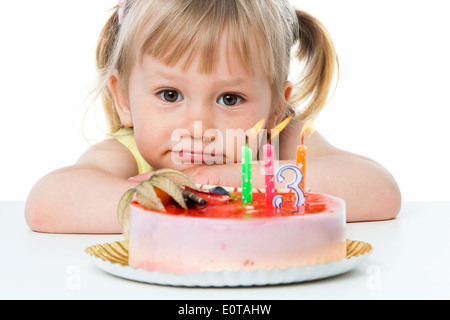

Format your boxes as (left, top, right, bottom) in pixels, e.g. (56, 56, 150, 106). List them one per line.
(146, 60, 253, 84)
(155, 69, 253, 87)
(218, 77, 252, 86)
(151, 69, 180, 82)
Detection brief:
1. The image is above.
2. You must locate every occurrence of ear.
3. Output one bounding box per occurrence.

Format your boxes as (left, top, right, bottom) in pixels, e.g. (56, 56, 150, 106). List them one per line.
(284, 80, 293, 104)
(108, 71, 133, 127)
(267, 81, 293, 128)
(271, 81, 294, 126)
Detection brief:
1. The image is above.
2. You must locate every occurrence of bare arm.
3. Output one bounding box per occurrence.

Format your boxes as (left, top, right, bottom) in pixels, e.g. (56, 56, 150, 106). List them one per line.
(184, 119, 402, 222)
(278, 119, 402, 221)
(299, 153, 402, 222)
(25, 139, 139, 234)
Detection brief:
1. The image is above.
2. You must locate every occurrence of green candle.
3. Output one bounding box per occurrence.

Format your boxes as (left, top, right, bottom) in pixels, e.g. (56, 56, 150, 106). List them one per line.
(242, 138, 252, 204)
(240, 119, 266, 205)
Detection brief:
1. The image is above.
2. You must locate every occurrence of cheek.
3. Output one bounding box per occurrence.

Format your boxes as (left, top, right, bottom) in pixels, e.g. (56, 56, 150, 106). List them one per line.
(250, 90, 273, 126)
(224, 102, 271, 131)
(133, 117, 173, 160)
(130, 100, 172, 148)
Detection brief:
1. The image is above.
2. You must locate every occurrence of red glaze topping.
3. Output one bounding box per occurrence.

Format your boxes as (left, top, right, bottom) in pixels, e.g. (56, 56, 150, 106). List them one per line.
(134, 190, 340, 219)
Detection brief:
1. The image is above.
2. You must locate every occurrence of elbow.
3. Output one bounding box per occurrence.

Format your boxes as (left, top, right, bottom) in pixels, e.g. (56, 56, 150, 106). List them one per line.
(370, 181, 402, 221)
(25, 199, 44, 232)
(25, 192, 55, 233)
(347, 166, 402, 222)
(25, 174, 63, 233)
(386, 182, 402, 220)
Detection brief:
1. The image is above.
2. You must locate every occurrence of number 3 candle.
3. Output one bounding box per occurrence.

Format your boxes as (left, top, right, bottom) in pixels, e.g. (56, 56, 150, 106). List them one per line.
(273, 122, 314, 209)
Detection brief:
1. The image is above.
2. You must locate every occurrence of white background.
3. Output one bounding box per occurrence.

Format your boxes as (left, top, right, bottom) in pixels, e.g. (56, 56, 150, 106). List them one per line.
(1, 0, 449, 201)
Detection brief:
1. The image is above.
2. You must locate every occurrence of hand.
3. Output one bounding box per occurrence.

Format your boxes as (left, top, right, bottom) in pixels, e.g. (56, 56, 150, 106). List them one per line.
(182, 164, 244, 188)
(126, 165, 242, 187)
(127, 163, 266, 188)
(182, 163, 266, 188)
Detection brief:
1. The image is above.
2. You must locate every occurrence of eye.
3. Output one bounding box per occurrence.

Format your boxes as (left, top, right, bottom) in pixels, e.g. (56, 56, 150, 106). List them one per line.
(158, 90, 183, 103)
(217, 93, 243, 107)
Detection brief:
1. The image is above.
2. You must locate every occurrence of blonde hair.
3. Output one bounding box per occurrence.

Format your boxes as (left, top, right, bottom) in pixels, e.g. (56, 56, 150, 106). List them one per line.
(95, 0, 338, 134)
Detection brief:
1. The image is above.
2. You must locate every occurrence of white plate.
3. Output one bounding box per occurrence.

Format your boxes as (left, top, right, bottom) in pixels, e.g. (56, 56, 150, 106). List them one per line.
(88, 250, 372, 287)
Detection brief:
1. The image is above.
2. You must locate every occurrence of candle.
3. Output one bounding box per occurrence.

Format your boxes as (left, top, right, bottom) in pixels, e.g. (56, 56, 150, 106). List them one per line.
(296, 122, 315, 194)
(264, 115, 294, 206)
(296, 144, 307, 192)
(263, 141, 275, 204)
(273, 164, 305, 208)
(241, 119, 266, 205)
(242, 136, 253, 204)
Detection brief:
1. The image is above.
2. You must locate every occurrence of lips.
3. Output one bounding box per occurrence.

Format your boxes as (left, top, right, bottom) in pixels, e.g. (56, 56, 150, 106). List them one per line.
(171, 150, 223, 164)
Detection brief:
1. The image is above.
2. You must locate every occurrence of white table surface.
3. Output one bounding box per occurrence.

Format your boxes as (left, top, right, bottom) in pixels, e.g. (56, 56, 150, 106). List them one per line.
(1, 201, 449, 300)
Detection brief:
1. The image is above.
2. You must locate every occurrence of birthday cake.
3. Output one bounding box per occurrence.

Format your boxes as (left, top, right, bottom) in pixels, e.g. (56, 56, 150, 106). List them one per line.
(118, 168, 347, 275)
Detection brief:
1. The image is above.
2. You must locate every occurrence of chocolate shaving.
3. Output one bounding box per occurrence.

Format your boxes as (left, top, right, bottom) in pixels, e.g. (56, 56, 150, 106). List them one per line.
(182, 188, 207, 205)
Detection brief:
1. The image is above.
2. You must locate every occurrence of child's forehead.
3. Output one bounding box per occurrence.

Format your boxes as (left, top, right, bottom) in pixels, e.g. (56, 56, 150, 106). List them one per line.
(139, 33, 261, 78)
(138, 52, 263, 85)
(134, 19, 268, 79)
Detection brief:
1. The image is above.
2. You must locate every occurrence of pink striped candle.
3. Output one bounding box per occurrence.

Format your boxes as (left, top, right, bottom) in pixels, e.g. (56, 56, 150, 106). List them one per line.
(263, 141, 276, 205)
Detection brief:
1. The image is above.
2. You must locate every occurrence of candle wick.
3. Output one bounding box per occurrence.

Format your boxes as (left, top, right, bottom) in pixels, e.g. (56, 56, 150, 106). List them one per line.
(245, 135, 249, 146)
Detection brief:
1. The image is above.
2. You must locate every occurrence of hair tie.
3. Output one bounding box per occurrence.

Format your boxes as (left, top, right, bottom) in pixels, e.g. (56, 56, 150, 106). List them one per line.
(118, 0, 127, 24)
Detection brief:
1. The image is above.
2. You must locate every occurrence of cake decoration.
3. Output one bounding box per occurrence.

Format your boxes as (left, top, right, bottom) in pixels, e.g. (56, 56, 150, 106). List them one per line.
(117, 168, 199, 238)
(273, 164, 305, 208)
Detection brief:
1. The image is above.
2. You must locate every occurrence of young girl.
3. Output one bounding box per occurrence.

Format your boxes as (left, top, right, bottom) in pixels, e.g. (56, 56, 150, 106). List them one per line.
(25, 0, 401, 234)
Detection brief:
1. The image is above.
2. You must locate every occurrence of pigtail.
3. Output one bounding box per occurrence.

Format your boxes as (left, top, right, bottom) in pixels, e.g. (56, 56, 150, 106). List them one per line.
(95, 6, 123, 134)
(291, 10, 339, 121)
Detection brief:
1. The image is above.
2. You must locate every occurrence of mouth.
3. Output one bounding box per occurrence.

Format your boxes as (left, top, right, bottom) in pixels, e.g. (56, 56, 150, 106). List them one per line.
(171, 150, 224, 164)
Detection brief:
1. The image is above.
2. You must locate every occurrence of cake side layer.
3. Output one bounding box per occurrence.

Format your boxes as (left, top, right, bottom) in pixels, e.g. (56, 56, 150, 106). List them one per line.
(128, 193, 346, 274)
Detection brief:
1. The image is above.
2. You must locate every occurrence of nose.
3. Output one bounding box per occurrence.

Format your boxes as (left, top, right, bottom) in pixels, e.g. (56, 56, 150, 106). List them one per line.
(182, 100, 217, 141)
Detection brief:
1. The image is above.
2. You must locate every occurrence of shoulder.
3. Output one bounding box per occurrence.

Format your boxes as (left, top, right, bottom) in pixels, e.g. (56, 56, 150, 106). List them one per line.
(76, 138, 139, 179)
